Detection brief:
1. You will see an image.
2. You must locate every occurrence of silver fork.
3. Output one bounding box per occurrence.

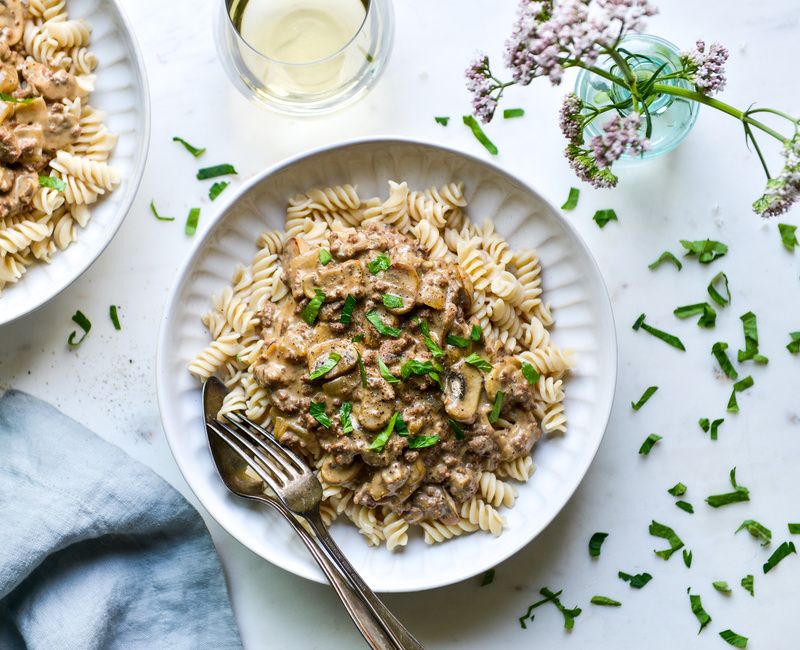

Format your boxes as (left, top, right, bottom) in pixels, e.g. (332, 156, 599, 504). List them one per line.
(207, 410, 424, 650)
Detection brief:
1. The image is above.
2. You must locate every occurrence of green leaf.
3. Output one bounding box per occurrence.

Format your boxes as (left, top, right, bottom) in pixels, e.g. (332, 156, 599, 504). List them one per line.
(394, 412, 409, 436)
(709, 418, 724, 441)
(631, 385, 658, 411)
(339, 401, 353, 433)
(590, 596, 621, 607)
(735, 520, 771, 546)
(588, 532, 608, 558)
(680, 238, 728, 263)
(737, 311, 767, 363)
(39, 175, 66, 192)
(675, 500, 694, 514)
(618, 571, 652, 589)
(789, 523, 800, 534)
(561, 187, 580, 211)
(763, 541, 796, 574)
(367, 253, 391, 274)
(378, 357, 400, 384)
(434, 116, 450, 126)
(382, 293, 404, 309)
(480, 568, 495, 586)
(196, 164, 237, 180)
(632, 314, 686, 351)
(462, 115, 498, 155)
(340, 294, 357, 325)
(447, 418, 465, 440)
(719, 630, 748, 648)
(366, 310, 401, 337)
(302, 290, 326, 325)
(470, 324, 482, 341)
(668, 482, 687, 497)
(309, 401, 331, 428)
(67, 310, 92, 348)
(593, 209, 618, 228)
(503, 107, 525, 119)
(408, 434, 440, 449)
(707, 272, 731, 307)
(648, 250, 682, 271)
(674, 302, 716, 328)
(726, 376, 754, 413)
(711, 342, 738, 379)
(369, 412, 399, 451)
(683, 548, 693, 567)
(185, 207, 201, 236)
(638, 433, 662, 455)
(488, 390, 504, 424)
(172, 136, 205, 157)
(0, 92, 33, 104)
(740, 574, 754, 596)
(149, 199, 174, 221)
(689, 592, 711, 633)
(109, 305, 121, 331)
(465, 353, 493, 372)
(787, 331, 800, 354)
(445, 334, 470, 348)
(706, 467, 750, 507)
(521, 362, 540, 384)
(649, 520, 684, 560)
(308, 352, 341, 380)
(518, 588, 563, 630)
(319, 249, 332, 265)
(209, 181, 230, 201)
(778, 223, 798, 252)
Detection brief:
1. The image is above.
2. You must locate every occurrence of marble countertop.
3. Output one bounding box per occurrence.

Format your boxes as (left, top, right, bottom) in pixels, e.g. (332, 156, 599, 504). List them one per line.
(2, 0, 799, 647)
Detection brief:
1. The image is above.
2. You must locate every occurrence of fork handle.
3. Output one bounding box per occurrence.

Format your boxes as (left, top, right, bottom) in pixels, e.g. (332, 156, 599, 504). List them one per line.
(305, 512, 425, 650)
(267, 501, 402, 650)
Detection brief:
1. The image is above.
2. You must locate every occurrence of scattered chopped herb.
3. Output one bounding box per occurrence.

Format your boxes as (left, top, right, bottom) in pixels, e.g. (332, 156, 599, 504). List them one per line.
(309, 401, 331, 428)
(366, 310, 401, 337)
(340, 294, 357, 325)
(488, 390, 504, 424)
(711, 342, 738, 379)
(464, 353, 493, 372)
(787, 331, 800, 354)
(0, 92, 33, 104)
(408, 434, 440, 449)
(649, 520, 684, 560)
(588, 532, 608, 558)
(339, 401, 353, 433)
(521, 361, 540, 384)
(394, 412, 409, 436)
(639, 433, 662, 455)
(518, 589, 562, 630)
(778, 223, 798, 252)
(185, 207, 201, 236)
(309, 352, 341, 380)
(709, 418, 724, 441)
(109, 305, 121, 331)
(172, 136, 205, 157)
(668, 482, 687, 497)
(367, 253, 391, 274)
(400, 359, 434, 379)
(735, 520, 772, 546)
(680, 238, 728, 263)
(674, 302, 716, 328)
(707, 271, 731, 307)
(417, 320, 443, 357)
(763, 541, 796, 574)
(689, 592, 711, 632)
(590, 596, 621, 607)
(542, 587, 581, 631)
(369, 412, 399, 451)
(706, 468, 750, 508)
(789, 523, 800, 534)
(67, 310, 91, 348)
(448, 418, 465, 440)
(480, 568, 495, 586)
(618, 571, 652, 589)
(301, 290, 326, 325)
(676, 500, 694, 514)
(648, 250, 683, 271)
(632, 314, 686, 351)
(318, 249, 332, 265)
(741, 574, 754, 596)
(149, 199, 174, 221)
(727, 376, 754, 413)
(39, 175, 66, 192)
(503, 107, 525, 119)
(470, 324, 482, 341)
(378, 357, 400, 384)
(683, 549, 693, 568)
(561, 187, 580, 211)
(196, 164, 237, 180)
(719, 630, 748, 648)
(593, 208, 618, 228)
(382, 293, 404, 309)
(462, 115, 498, 155)
(357, 353, 367, 388)
(351, 333, 364, 343)
(699, 418, 710, 432)
(434, 116, 450, 126)
(446, 333, 470, 348)
(737, 312, 767, 364)
(631, 386, 658, 411)
(712, 581, 731, 594)
(209, 181, 229, 201)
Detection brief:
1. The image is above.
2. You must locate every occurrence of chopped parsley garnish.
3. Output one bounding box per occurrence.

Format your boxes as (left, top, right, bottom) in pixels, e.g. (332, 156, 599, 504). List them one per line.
(352, 333, 364, 343)
(668, 482, 687, 497)
(683, 549, 693, 567)
(719, 630, 748, 648)
(301, 290, 326, 325)
(480, 568, 495, 586)
(109, 305, 121, 331)
(366, 310, 401, 337)
(339, 401, 353, 433)
(67, 310, 91, 348)
(735, 520, 771, 546)
(680, 238, 728, 263)
(39, 175, 66, 192)
(649, 520, 684, 560)
(561, 187, 580, 211)
(707, 418, 724, 441)
(185, 207, 201, 236)
(309, 401, 331, 428)
(590, 596, 620, 607)
(357, 353, 367, 388)
(408, 434, 440, 449)
(688, 592, 711, 633)
(434, 116, 450, 126)
(638, 433, 662, 455)
(631, 385, 658, 411)
(319, 249, 332, 265)
(518, 589, 562, 630)
(196, 164, 237, 180)
(648, 250, 682, 271)
(674, 302, 716, 328)
(462, 115, 498, 155)
(588, 532, 608, 558)
(518, 587, 581, 631)
(382, 293, 404, 309)
(367, 253, 391, 274)
(446, 333, 470, 348)
(727, 376, 754, 413)
(737, 312, 768, 364)
(503, 107, 525, 119)
(618, 571, 652, 589)
(712, 581, 731, 594)
(787, 331, 800, 354)
(308, 352, 341, 380)
(779, 223, 798, 252)
(711, 342, 738, 379)
(448, 418, 465, 440)
(369, 412, 399, 451)
(520, 361, 540, 385)
(706, 467, 750, 508)
(340, 294, 357, 325)
(470, 324, 482, 341)
(488, 390, 504, 424)
(789, 523, 800, 534)
(0, 92, 33, 104)
(150, 199, 174, 221)
(741, 574, 754, 596)
(208, 181, 229, 201)
(707, 271, 731, 307)
(172, 136, 205, 157)
(593, 208, 618, 228)
(394, 412, 409, 436)
(464, 353, 493, 372)
(763, 541, 796, 574)
(378, 357, 400, 384)
(676, 500, 694, 514)
(399, 359, 441, 387)
(632, 314, 686, 351)
(417, 320, 443, 358)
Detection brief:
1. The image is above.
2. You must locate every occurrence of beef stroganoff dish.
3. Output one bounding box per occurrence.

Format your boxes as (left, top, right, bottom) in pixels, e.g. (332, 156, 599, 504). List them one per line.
(190, 181, 574, 550)
(0, 0, 119, 294)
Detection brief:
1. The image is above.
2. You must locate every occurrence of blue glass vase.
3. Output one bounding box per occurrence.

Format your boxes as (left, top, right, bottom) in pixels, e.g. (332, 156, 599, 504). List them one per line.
(574, 34, 699, 160)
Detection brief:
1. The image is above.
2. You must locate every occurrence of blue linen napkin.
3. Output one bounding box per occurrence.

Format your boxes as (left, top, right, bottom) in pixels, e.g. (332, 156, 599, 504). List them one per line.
(0, 389, 242, 650)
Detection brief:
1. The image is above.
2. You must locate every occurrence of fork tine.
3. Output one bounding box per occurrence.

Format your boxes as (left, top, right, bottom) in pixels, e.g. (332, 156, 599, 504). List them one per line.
(223, 414, 301, 478)
(207, 420, 283, 496)
(209, 418, 291, 488)
(226, 412, 310, 474)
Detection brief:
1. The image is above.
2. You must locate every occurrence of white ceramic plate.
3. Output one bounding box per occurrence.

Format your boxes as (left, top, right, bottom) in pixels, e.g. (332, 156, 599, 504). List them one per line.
(0, 0, 149, 326)
(157, 138, 617, 593)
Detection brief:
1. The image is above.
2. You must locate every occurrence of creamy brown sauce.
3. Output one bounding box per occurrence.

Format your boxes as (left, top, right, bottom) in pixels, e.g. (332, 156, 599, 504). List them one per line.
(253, 223, 540, 525)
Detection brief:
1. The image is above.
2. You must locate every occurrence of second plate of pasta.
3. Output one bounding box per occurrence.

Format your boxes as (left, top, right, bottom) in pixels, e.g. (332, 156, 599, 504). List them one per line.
(157, 138, 617, 592)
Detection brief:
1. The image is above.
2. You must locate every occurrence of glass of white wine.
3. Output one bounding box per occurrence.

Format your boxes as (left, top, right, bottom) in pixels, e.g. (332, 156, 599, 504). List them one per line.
(216, 0, 394, 115)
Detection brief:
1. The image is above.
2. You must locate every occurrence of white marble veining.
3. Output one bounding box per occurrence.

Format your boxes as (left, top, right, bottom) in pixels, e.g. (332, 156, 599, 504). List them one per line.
(1, 0, 798, 647)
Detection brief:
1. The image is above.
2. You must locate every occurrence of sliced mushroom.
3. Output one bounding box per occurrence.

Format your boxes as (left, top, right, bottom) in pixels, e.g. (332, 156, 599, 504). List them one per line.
(13, 97, 47, 129)
(320, 455, 362, 485)
(306, 339, 358, 379)
(286, 238, 319, 298)
(356, 386, 394, 431)
(443, 358, 483, 423)
(302, 258, 364, 300)
(456, 265, 474, 312)
(322, 373, 360, 399)
(373, 261, 419, 314)
(484, 357, 520, 401)
(388, 459, 425, 504)
(0, 1, 24, 46)
(417, 272, 447, 310)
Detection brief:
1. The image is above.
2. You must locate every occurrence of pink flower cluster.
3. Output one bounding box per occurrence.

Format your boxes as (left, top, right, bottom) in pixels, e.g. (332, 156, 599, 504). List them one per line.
(465, 54, 499, 123)
(681, 40, 729, 94)
(559, 93, 584, 144)
(754, 135, 800, 217)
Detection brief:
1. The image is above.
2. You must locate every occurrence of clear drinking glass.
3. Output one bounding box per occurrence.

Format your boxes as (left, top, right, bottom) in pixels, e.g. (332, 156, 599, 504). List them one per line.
(215, 0, 394, 115)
